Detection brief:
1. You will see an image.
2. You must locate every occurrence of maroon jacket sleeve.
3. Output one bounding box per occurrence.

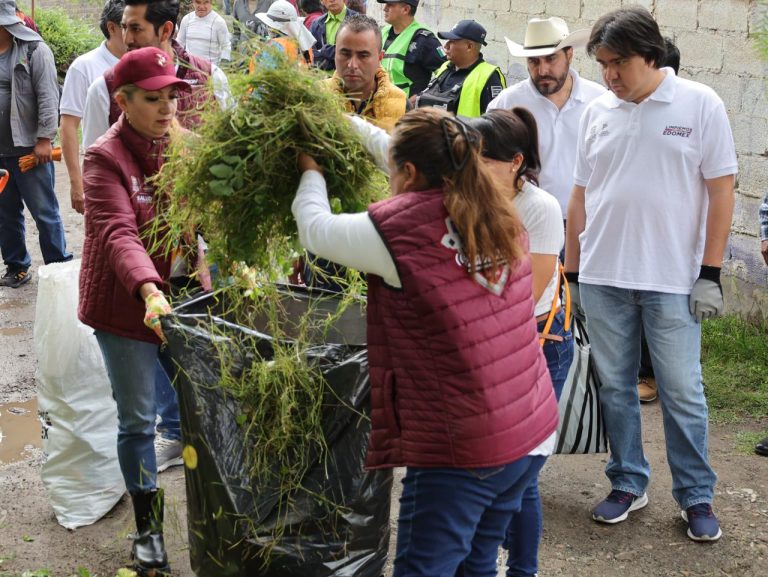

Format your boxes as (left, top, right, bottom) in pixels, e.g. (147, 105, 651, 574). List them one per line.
(83, 147, 163, 300)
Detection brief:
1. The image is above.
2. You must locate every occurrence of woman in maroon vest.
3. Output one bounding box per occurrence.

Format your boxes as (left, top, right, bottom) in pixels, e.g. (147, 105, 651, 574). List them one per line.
(293, 107, 559, 576)
(78, 47, 190, 577)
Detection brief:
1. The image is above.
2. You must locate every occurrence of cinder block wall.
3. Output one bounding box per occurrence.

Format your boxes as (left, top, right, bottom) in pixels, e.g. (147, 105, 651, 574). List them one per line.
(369, 0, 768, 318)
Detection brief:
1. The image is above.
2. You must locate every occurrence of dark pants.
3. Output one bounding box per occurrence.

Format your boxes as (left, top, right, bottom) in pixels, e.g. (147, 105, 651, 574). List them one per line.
(395, 457, 547, 577)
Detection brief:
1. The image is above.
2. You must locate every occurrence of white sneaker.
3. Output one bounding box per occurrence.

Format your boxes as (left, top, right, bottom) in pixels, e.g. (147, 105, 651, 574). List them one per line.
(155, 436, 183, 473)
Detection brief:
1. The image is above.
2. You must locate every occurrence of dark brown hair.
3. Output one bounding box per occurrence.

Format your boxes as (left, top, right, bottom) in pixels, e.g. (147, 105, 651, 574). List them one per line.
(587, 6, 666, 67)
(390, 107, 525, 276)
(467, 107, 541, 189)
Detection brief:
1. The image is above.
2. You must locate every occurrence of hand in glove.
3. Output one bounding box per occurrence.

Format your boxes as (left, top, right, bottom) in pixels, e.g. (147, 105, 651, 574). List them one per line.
(564, 271, 586, 322)
(144, 290, 172, 341)
(689, 266, 723, 323)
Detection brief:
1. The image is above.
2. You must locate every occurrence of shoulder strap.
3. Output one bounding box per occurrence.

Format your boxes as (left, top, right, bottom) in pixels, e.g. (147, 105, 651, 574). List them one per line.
(539, 261, 570, 347)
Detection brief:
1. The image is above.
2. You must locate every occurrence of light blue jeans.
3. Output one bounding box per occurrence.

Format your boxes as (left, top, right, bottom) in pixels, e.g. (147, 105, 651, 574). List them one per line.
(580, 284, 717, 509)
(95, 330, 163, 493)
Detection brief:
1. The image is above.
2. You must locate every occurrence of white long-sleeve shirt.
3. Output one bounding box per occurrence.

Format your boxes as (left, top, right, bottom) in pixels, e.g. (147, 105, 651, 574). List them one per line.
(177, 11, 231, 65)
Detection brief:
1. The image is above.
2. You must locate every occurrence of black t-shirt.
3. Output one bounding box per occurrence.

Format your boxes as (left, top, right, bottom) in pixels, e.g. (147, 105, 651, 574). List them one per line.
(384, 26, 446, 96)
(432, 57, 505, 114)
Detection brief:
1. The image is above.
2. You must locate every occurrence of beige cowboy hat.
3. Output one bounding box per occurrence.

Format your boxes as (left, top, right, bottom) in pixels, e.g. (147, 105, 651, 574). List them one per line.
(256, 0, 316, 52)
(505, 17, 588, 58)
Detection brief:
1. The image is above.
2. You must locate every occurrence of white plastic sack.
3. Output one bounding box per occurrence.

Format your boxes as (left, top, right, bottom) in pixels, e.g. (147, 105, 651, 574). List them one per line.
(34, 259, 125, 529)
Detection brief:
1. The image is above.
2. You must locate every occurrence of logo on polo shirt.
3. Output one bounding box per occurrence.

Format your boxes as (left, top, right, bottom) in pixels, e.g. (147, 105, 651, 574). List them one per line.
(663, 125, 692, 138)
(587, 122, 609, 143)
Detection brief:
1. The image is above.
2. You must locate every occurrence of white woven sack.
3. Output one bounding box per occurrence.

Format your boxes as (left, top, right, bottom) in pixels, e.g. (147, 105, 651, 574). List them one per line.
(34, 259, 125, 529)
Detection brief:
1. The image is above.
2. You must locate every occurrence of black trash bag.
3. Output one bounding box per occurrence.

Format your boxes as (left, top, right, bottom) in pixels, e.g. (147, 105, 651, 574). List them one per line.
(161, 287, 392, 577)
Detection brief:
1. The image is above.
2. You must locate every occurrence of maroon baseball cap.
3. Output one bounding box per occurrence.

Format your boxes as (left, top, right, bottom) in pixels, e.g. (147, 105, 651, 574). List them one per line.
(112, 47, 191, 92)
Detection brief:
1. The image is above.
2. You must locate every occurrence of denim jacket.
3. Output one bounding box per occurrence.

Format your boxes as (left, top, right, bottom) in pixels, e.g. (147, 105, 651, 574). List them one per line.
(7, 38, 59, 148)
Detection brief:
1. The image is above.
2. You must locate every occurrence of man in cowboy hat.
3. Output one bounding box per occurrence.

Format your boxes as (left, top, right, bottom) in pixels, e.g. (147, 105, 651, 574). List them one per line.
(0, 0, 72, 288)
(488, 16, 605, 219)
(415, 19, 505, 117)
(378, 0, 445, 99)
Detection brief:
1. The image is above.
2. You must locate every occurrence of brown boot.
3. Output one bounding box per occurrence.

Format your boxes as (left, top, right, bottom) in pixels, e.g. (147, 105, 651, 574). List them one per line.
(638, 377, 657, 403)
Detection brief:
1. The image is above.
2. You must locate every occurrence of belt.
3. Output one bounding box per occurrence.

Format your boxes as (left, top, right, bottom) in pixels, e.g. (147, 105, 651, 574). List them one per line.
(537, 307, 564, 343)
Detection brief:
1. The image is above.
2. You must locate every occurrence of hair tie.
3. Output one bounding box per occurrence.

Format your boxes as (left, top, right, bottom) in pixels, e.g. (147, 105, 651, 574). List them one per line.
(441, 117, 480, 171)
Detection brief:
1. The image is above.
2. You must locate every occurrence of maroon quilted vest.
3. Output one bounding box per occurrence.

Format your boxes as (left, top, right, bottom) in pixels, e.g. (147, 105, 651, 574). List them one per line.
(365, 188, 558, 469)
(104, 41, 213, 129)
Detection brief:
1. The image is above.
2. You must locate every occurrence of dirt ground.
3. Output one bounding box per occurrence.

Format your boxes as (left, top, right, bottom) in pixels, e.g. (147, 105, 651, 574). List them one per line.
(0, 163, 767, 577)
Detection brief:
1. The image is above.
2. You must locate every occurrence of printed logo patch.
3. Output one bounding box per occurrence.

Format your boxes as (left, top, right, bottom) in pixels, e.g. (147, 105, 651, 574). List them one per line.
(663, 125, 692, 137)
(440, 217, 509, 296)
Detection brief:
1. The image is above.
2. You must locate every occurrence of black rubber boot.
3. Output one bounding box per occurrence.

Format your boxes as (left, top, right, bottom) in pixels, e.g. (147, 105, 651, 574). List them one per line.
(130, 488, 171, 577)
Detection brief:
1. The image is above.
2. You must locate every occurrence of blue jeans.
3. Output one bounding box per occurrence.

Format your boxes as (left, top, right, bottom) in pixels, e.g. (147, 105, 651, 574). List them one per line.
(155, 360, 181, 441)
(394, 457, 546, 577)
(0, 157, 71, 271)
(580, 284, 716, 508)
(503, 310, 573, 576)
(95, 330, 169, 493)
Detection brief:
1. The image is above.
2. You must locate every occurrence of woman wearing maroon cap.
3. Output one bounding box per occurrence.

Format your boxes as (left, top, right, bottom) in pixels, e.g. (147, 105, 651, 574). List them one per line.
(78, 46, 190, 577)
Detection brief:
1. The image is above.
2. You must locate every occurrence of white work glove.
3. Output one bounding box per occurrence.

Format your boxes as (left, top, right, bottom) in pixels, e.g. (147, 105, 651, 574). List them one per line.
(564, 271, 586, 322)
(689, 266, 723, 323)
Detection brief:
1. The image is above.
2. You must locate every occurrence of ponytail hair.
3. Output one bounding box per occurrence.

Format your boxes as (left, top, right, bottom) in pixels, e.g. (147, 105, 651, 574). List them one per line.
(467, 107, 541, 188)
(390, 107, 525, 277)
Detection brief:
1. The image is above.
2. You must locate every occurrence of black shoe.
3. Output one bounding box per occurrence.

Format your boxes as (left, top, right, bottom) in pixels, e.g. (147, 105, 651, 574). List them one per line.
(755, 437, 768, 457)
(131, 489, 171, 576)
(0, 268, 31, 288)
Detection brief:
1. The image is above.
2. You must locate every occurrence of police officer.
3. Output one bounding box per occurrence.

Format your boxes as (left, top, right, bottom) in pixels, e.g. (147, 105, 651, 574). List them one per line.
(378, 0, 445, 99)
(416, 20, 505, 117)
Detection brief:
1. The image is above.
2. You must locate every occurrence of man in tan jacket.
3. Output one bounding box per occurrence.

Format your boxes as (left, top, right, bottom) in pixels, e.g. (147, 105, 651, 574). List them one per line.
(324, 14, 407, 132)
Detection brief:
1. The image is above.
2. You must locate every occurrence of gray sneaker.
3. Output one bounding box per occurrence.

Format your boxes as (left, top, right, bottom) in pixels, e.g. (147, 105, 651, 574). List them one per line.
(155, 436, 183, 473)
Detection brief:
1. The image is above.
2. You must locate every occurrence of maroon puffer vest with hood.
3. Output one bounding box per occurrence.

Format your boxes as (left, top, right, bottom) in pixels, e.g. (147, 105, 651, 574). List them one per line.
(365, 188, 558, 470)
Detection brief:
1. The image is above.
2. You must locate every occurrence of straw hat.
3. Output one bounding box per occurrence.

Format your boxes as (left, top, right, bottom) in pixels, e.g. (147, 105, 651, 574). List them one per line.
(505, 17, 588, 58)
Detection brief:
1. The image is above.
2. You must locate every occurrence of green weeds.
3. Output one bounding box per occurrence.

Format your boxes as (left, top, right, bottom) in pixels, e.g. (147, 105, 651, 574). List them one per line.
(701, 315, 768, 423)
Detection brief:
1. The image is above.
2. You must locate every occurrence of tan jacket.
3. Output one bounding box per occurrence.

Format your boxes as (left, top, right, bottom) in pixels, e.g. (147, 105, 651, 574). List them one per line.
(324, 67, 407, 133)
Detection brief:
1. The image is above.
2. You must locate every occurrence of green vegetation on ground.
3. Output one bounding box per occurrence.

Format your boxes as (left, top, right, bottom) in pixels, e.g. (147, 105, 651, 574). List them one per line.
(702, 315, 768, 425)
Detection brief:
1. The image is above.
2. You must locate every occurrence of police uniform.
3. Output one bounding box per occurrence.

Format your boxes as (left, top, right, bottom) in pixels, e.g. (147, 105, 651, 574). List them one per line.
(382, 23, 446, 97)
(416, 19, 505, 117)
(417, 57, 505, 117)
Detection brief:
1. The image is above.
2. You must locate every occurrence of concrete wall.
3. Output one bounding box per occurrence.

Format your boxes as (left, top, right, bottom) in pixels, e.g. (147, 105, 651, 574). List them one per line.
(369, 0, 768, 318)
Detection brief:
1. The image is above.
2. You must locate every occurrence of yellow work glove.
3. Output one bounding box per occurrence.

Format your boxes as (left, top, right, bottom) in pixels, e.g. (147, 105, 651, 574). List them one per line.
(144, 290, 171, 342)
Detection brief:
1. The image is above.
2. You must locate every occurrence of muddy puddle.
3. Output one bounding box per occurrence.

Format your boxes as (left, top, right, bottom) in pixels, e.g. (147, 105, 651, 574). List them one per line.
(0, 398, 41, 464)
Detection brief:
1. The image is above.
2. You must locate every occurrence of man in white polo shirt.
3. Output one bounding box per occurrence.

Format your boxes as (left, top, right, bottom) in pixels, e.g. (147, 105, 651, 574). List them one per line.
(564, 6, 736, 542)
(488, 17, 605, 220)
(59, 0, 126, 214)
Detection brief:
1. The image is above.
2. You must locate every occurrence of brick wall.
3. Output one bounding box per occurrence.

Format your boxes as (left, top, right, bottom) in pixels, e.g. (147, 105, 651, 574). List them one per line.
(369, 0, 768, 317)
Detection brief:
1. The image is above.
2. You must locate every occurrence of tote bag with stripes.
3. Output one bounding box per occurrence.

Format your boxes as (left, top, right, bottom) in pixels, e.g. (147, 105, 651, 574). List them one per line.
(555, 315, 608, 454)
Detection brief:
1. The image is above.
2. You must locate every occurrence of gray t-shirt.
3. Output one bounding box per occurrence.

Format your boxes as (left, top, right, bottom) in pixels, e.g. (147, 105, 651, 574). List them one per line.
(0, 48, 32, 157)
